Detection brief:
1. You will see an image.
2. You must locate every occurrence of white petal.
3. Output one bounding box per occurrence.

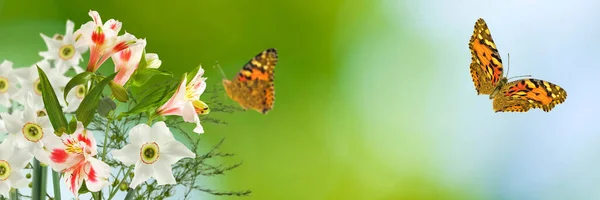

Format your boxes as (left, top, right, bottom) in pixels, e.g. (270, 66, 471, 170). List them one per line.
(8, 172, 28, 188)
(181, 102, 196, 123)
(129, 123, 152, 145)
(8, 147, 33, 169)
(0, 139, 14, 160)
(72, 65, 85, 74)
(111, 144, 139, 166)
(0, 119, 5, 133)
(0, 112, 20, 134)
(0, 181, 9, 197)
(65, 20, 75, 35)
(152, 160, 176, 185)
(130, 161, 152, 188)
(161, 140, 195, 165)
(192, 114, 204, 134)
(85, 158, 110, 192)
(0, 95, 10, 107)
(149, 122, 173, 143)
(33, 145, 51, 165)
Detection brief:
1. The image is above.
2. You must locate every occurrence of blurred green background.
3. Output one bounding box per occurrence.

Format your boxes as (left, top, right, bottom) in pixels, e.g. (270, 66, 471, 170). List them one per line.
(2, 0, 597, 200)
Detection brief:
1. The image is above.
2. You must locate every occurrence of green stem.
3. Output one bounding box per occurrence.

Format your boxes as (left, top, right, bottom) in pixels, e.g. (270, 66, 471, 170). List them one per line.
(101, 118, 112, 161)
(40, 165, 48, 200)
(52, 171, 61, 200)
(124, 188, 135, 200)
(9, 188, 18, 200)
(107, 167, 132, 200)
(31, 159, 42, 200)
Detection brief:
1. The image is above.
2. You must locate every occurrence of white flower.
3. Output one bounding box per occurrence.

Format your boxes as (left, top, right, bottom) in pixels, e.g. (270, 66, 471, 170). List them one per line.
(0, 92, 61, 165)
(39, 20, 88, 74)
(156, 67, 209, 134)
(13, 60, 69, 110)
(63, 84, 86, 113)
(145, 53, 162, 69)
(0, 138, 32, 197)
(111, 122, 195, 188)
(0, 60, 19, 108)
(46, 122, 110, 195)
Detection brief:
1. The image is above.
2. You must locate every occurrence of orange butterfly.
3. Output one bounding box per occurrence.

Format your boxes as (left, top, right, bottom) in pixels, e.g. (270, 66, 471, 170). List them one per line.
(220, 48, 277, 114)
(469, 18, 567, 112)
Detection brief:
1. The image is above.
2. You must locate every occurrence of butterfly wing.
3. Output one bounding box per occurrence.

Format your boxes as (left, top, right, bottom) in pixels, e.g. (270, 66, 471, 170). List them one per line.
(223, 48, 277, 114)
(492, 79, 567, 112)
(469, 18, 504, 95)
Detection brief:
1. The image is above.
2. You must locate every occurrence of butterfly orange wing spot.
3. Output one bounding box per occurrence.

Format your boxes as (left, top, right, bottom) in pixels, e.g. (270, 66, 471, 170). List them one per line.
(469, 18, 504, 95)
(223, 48, 278, 114)
(494, 79, 567, 112)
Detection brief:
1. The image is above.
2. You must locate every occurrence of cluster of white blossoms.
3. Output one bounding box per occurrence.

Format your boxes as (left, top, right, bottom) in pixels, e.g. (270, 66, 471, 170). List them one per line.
(0, 10, 209, 198)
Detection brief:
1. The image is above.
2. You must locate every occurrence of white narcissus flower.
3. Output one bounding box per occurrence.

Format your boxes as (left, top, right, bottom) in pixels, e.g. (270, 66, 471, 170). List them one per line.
(0, 60, 19, 108)
(0, 92, 61, 165)
(76, 10, 138, 72)
(39, 20, 87, 74)
(13, 60, 69, 110)
(0, 138, 33, 197)
(46, 122, 110, 195)
(112, 38, 146, 86)
(64, 84, 86, 113)
(156, 67, 209, 134)
(145, 53, 162, 69)
(111, 122, 195, 188)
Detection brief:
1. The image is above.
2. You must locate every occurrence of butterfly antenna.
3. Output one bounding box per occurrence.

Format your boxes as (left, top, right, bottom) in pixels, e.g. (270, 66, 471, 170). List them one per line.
(213, 61, 228, 80)
(508, 74, 532, 81)
(506, 53, 510, 77)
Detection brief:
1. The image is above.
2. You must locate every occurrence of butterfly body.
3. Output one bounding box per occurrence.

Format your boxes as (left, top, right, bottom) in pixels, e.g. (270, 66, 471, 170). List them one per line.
(223, 48, 277, 114)
(469, 18, 567, 112)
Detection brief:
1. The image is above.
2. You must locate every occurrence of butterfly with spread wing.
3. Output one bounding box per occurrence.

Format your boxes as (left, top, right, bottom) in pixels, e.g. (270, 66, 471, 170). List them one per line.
(469, 18, 567, 112)
(217, 48, 277, 114)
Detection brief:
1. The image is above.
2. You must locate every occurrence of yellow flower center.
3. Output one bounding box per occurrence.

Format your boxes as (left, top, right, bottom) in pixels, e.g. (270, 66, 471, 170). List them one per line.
(0, 76, 8, 93)
(140, 142, 160, 164)
(76, 85, 86, 99)
(0, 160, 11, 181)
(33, 78, 42, 95)
(59, 44, 76, 60)
(22, 122, 44, 142)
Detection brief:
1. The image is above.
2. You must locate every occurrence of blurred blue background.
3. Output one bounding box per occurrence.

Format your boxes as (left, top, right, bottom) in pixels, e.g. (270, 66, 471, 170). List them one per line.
(1, 0, 600, 199)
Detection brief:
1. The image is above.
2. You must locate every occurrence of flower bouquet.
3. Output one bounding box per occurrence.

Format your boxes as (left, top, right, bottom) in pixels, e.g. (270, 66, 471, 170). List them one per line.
(0, 10, 254, 199)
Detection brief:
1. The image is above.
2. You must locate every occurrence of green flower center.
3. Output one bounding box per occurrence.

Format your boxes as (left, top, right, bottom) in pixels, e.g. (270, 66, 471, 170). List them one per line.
(0, 160, 11, 181)
(0, 77, 8, 93)
(33, 78, 42, 95)
(76, 85, 86, 99)
(59, 44, 76, 60)
(140, 142, 160, 164)
(22, 122, 44, 142)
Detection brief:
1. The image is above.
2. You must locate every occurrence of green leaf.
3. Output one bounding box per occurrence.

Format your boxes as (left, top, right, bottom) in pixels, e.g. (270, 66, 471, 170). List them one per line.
(186, 65, 202, 82)
(119, 77, 179, 118)
(68, 115, 77, 134)
(137, 49, 148, 70)
(63, 72, 93, 101)
(108, 81, 129, 102)
(37, 66, 69, 132)
(97, 97, 117, 117)
(131, 68, 172, 87)
(76, 72, 117, 127)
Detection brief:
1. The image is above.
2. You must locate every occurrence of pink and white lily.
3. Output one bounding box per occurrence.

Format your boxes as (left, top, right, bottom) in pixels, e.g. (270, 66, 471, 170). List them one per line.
(47, 121, 110, 195)
(156, 67, 209, 134)
(76, 10, 137, 72)
(112, 38, 146, 86)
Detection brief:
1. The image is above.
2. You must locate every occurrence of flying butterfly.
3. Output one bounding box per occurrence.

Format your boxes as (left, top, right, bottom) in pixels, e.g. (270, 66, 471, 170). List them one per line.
(217, 48, 277, 114)
(469, 18, 567, 112)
